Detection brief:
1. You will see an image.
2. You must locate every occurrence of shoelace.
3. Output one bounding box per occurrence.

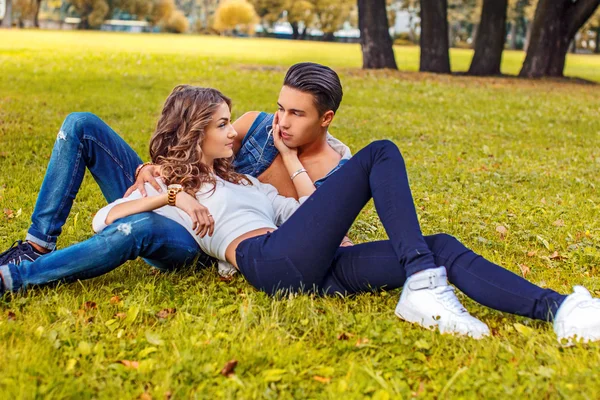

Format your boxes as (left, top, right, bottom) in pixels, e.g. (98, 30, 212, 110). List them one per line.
(0, 240, 31, 264)
(433, 285, 468, 314)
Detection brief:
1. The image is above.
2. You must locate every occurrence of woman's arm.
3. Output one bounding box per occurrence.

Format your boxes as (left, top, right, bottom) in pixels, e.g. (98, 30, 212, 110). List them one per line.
(105, 194, 168, 225)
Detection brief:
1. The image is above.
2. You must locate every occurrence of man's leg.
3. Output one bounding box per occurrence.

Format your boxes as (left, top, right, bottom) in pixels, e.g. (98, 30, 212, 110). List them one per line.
(1, 112, 143, 264)
(319, 236, 566, 322)
(0, 213, 206, 292)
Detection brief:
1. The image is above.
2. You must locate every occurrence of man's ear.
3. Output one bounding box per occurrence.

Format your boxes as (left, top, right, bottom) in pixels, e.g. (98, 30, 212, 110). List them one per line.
(320, 110, 335, 128)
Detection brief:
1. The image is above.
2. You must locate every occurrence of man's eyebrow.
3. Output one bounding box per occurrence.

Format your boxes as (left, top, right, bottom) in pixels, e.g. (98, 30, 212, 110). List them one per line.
(277, 103, 305, 113)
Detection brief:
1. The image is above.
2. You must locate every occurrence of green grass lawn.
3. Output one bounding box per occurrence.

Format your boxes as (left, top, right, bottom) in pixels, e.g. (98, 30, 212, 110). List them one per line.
(1, 30, 600, 399)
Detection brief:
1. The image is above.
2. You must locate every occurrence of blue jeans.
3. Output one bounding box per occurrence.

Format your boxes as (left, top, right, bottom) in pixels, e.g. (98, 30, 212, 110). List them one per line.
(236, 141, 567, 321)
(2, 113, 206, 290)
(1, 213, 200, 291)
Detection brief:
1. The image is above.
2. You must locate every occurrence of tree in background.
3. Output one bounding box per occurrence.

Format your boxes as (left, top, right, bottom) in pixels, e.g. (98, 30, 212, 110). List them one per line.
(398, 0, 419, 44)
(286, 0, 313, 39)
(1, 0, 14, 27)
(248, 0, 282, 30)
(13, 0, 36, 26)
(581, 7, 600, 53)
(467, 0, 508, 75)
(519, 0, 599, 78)
(447, 0, 478, 47)
(311, 0, 353, 41)
(419, 0, 450, 73)
(70, 0, 109, 28)
(358, 0, 397, 69)
(213, 0, 258, 34)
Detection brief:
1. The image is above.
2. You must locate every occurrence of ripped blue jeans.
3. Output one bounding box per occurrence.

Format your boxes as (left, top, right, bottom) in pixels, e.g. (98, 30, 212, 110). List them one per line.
(0, 112, 206, 291)
(0, 212, 201, 291)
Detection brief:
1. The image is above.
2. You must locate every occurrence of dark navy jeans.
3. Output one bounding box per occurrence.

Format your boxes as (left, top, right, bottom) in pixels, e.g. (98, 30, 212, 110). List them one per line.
(236, 140, 567, 321)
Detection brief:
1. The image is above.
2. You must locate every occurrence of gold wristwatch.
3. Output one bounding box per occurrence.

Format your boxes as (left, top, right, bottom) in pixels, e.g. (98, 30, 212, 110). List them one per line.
(167, 184, 184, 206)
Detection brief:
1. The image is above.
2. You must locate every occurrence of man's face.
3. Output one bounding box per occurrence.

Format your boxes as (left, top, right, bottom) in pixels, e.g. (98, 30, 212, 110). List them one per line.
(276, 86, 325, 148)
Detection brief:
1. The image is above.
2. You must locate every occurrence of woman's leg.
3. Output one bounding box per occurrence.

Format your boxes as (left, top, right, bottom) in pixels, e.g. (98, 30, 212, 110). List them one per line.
(0, 213, 202, 292)
(26, 112, 143, 251)
(237, 140, 438, 294)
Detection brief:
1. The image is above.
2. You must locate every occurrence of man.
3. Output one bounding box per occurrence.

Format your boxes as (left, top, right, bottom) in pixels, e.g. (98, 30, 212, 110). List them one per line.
(0, 62, 353, 270)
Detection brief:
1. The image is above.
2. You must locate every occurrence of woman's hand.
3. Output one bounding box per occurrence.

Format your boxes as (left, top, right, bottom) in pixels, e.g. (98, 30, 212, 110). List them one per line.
(124, 164, 163, 197)
(272, 112, 297, 159)
(174, 191, 214, 237)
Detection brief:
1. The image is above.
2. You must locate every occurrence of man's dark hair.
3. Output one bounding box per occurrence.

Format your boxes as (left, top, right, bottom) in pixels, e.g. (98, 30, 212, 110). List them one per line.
(283, 62, 343, 115)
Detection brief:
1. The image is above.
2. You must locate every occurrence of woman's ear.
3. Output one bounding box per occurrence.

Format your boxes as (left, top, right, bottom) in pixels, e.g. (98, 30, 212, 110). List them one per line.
(321, 110, 335, 128)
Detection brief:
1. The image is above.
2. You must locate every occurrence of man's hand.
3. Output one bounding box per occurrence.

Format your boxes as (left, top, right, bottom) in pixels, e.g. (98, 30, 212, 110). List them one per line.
(272, 112, 297, 158)
(340, 236, 354, 247)
(124, 164, 163, 197)
(175, 191, 214, 237)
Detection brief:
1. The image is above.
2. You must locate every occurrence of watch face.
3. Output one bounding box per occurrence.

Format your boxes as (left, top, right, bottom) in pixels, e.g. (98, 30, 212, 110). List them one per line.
(168, 184, 183, 190)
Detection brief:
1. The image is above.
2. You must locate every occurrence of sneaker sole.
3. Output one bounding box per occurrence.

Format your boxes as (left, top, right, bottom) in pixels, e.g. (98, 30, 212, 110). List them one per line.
(395, 307, 488, 339)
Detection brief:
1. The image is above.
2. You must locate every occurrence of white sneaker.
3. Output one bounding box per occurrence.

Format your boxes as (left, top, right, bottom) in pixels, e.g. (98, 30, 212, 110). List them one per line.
(395, 266, 490, 339)
(554, 286, 600, 344)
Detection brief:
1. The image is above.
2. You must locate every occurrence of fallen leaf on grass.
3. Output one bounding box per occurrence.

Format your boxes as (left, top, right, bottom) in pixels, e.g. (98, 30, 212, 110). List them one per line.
(115, 312, 127, 319)
(337, 332, 354, 340)
(219, 275, 234, 282)
(109, 296, 121, 305)
(220, 359, 238, 377)
(313, 376, 331, 383)
(496, 225, 508, 239)
(553, 219, 565, 227)
(7, 311, 16, 320)
(355, 338, 370, 347)
(549, 251, 563, 260)
(156, 308, 176, 319)
(526, 251, 536, 257)
(3, 208, 13, 219)
(119, 360, 139, 369)
(82, 301, 97, 310)
(513, 323, 534, 337)
(139, 392, 152, 400)
(518, 264, 530, 277)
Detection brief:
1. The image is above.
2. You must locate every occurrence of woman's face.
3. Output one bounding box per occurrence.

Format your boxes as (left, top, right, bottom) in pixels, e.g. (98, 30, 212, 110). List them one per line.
(201, 102, 237, 163)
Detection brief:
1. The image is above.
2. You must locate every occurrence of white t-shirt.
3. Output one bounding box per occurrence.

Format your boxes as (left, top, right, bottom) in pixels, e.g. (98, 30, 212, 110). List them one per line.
(93, 176, 307, 274)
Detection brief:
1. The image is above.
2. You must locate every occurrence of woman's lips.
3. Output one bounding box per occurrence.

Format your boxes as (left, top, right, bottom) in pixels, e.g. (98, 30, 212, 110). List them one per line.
(281, 132, 291, 140)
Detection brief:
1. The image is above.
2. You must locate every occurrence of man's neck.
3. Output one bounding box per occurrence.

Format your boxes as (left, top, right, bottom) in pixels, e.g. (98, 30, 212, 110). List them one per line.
(297, 131, 329, 160)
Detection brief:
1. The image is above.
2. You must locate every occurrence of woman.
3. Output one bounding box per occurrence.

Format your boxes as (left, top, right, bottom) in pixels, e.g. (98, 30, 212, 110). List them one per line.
(2, 85, 599, 344)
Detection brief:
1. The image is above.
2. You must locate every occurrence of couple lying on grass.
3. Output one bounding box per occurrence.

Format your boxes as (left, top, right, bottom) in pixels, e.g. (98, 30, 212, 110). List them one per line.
(1, 62, 599, 344)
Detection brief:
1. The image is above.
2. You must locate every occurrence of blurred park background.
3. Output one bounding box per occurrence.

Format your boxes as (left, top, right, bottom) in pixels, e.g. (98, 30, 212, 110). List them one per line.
(2, 0, 600, 398)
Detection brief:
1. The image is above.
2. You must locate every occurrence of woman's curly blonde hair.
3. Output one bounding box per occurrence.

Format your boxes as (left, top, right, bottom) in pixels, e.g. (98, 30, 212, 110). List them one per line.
(149, 85, 250, 194)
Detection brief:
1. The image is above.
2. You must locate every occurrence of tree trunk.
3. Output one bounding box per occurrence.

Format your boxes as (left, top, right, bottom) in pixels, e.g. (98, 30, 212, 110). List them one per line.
(1, 0, 13, 28)
(468, 0, 508, 76)
(323, 32, 334, 41)
(300, 27, 308, 40)
(358, 0, 398, 69)
(509, 21, 517, 49)
(420, 0, 450, 73)
(596, 27, 600, 53)
(519, 0, 600, 78)
(291, 21, 299, 39)
(524, 21, 532, 51)
(33, 0, 42, 28)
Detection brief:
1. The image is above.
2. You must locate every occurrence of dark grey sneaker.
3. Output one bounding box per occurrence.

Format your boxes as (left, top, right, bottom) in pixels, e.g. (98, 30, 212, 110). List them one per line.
(0, 240, 44, 266)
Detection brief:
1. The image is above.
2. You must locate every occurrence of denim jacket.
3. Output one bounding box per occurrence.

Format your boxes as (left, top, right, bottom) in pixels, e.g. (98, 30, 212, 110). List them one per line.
(233, 112, 351, 187)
